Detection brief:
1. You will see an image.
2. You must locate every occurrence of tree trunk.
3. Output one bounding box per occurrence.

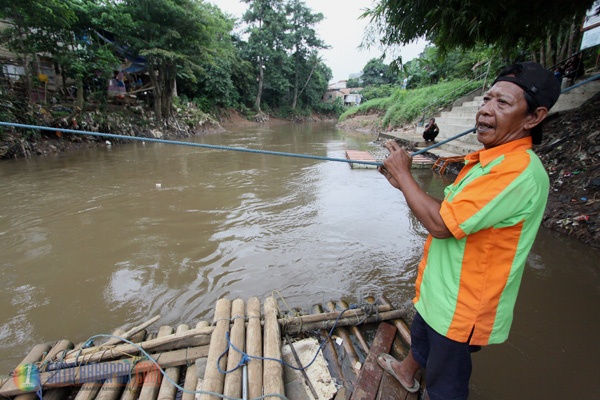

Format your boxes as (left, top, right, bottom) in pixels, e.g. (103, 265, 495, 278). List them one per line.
(76, 77, 84, 110)
(149, 67, 162, 121)
(291, 70, 299, 110)
(254, 60, 263, 113)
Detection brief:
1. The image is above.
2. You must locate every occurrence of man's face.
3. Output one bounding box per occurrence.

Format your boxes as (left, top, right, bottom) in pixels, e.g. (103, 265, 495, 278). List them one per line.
(476, 81, 531, 149)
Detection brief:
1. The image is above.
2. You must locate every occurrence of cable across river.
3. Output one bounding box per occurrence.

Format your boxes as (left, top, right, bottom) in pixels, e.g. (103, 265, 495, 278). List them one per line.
(0, 121, 475, 167)
(2, 73, 596, 166)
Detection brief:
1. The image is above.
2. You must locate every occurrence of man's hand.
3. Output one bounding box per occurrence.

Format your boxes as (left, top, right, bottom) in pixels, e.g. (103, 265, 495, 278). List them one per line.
(377, 139, 453, 239)
(379, 140, 412, 190)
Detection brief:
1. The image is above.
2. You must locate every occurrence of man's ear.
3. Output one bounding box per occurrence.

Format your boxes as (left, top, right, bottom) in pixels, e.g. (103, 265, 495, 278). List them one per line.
(524, 107, 549, 130)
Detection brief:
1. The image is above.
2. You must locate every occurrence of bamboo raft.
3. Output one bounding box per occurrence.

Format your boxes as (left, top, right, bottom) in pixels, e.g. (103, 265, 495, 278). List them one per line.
(0, 295, 423, 400)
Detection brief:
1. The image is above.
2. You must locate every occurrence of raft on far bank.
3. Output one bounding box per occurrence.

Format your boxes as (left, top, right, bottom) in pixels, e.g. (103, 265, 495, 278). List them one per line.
(1, 294, 422, 400)
(345, 149, 434, 169)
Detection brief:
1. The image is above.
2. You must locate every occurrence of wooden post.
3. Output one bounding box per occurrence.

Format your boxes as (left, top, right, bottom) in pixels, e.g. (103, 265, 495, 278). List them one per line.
(263, 296, 284, 400)
(138, 326, 173, 400)
(200, 298, 231, 400)
(246, 297, 262, 400)
(223, 299, 245, 398)
(156, 324, 188, 400)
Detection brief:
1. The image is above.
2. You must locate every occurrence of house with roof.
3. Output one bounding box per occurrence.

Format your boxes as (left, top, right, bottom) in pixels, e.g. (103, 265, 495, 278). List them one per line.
(322, 80, 363, 106)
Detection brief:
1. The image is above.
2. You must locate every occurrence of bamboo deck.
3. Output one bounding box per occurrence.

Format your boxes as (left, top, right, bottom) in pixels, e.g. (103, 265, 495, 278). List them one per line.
(0, 295, 422, 400)
(345, 150, 434, 169)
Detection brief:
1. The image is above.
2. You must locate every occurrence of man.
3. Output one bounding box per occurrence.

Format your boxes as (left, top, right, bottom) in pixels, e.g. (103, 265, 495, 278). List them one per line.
(377, 61, 560, 400)
(422, 118, 440, 143)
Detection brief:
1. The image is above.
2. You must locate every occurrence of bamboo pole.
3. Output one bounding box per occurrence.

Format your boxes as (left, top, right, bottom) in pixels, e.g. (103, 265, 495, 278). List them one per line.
(193, 321, 210, 398)
(120, 330, 149, 400)
(58, 325, 214, 368)
(325, 302, 360, 370)
(62, 316, 160, 361)
(73, 329, 127, 400)
(12, 343, 53, 400)
(0, 345, 209, 398)
(282, 304, 391, 326)
(263, 296, 284, 400)
(138, 325, 173, 400)
(103, 316, 160, 347)
(380, 296, 412, 346)
(283, 309, 407, 334)
(57, 305, 395, 370)
(33, 339, 74, 400)
(336, 300, 370, 354)
(310, 305, 346, 387)
(246, 296, 262, 400)
(223, 299, 245, 399)
(156, 324, 189, 400)
(200, 298, 232, 400)
(182, 321, 209, 400)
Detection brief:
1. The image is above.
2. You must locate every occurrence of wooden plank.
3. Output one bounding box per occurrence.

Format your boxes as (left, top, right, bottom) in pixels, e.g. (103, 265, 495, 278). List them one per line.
(349, 323, 397, 400)
(378, 370, 421, 400)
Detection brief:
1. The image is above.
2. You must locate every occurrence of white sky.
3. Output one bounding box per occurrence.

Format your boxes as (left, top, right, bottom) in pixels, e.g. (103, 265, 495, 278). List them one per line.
(209, 0, 428, 83)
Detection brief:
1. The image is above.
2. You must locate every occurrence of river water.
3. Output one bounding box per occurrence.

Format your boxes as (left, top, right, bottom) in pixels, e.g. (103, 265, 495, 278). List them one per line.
(0, 122, 598, 399)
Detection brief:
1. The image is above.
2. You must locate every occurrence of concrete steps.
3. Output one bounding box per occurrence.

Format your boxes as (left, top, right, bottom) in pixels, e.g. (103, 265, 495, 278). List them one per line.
(383, 74, 600, 159)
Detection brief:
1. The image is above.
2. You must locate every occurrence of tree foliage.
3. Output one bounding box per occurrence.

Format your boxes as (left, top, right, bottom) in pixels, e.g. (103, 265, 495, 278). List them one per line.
(0, 0, 332, 121)
(364, 0, 596, 62)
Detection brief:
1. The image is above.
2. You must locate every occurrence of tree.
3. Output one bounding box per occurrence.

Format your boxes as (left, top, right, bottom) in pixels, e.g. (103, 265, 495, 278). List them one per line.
(361, 58, 395, 86)
(242, 0, 287, 114)
(0, 0, 78, 99)
(98, 0, 232, 122)
(284, 0, 328, 110)
(363, 0, 596, 61)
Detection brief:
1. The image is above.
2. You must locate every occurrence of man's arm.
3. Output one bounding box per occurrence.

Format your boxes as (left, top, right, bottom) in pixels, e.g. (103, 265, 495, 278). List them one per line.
(379, 140, 453, 239)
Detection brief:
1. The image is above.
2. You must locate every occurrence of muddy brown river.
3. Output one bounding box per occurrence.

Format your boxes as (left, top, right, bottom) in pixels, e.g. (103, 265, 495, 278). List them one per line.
(0, 122, 598, 398)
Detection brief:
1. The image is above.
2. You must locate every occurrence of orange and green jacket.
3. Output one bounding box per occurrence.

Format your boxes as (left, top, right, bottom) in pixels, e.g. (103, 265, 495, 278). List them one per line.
(414, 137, 549, 345)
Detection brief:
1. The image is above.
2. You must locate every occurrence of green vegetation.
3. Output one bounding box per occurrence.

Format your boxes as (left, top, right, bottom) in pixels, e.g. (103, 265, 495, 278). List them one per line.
(0, 0, 595, 130)
(340, 79, 483, 129)
(363, 0, 595, 63)
(0, 0, 331, 123)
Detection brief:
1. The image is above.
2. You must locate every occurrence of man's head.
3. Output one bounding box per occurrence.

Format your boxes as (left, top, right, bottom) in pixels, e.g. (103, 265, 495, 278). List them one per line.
(476, 62, 561, 148)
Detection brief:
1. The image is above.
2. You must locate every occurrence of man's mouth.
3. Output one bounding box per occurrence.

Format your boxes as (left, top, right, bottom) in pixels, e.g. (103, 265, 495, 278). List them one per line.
(477, 121, 494, 133)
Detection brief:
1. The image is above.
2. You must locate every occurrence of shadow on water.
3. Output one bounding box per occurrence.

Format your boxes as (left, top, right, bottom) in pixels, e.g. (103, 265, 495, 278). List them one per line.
(0, 122, 598, 398)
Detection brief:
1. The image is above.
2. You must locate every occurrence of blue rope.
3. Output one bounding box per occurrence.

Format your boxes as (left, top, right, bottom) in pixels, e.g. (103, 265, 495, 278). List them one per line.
(0, 121, 384, 167)
(217, 305, 365, 375)
(76, 333, 289, 400)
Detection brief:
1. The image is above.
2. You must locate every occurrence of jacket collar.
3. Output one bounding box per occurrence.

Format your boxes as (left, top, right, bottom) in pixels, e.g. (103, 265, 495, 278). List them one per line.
(465, 137, 533, 167)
